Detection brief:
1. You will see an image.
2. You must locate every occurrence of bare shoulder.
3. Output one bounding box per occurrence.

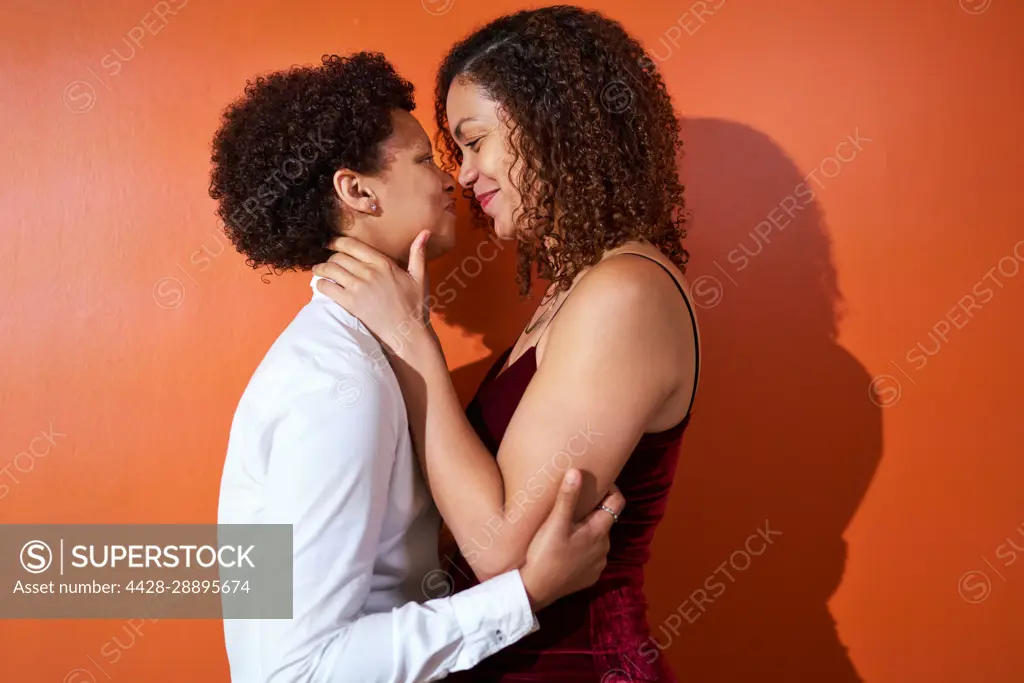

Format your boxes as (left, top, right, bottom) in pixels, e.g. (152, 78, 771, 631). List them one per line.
(544, 242, 695, 357)
(565, 242, 692, 320)
(601, 241, 691, 295)
(540, 243, 698, 428)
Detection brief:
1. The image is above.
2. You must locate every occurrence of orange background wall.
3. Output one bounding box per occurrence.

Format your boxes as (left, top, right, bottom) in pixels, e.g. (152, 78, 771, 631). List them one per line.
(2, 1, 1022, 681)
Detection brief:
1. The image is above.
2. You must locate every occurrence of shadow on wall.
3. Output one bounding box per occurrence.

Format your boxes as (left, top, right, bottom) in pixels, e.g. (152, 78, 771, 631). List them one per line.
(640, 117, 883, 682)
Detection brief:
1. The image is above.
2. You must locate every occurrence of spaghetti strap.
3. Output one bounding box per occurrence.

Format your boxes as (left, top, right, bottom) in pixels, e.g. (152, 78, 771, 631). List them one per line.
(543, 252, 687, 327)
(531, 251, 701, 416)
(617, 253, 701, 417)
(620, 252, 689, 299)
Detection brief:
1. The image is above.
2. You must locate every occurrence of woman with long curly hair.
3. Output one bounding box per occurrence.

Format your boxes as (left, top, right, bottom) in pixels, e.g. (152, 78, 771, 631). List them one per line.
(315, 6, 700, 681)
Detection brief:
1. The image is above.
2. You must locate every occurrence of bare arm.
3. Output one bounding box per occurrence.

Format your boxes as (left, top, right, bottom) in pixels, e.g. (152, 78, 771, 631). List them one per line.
(390, 256, 692, 580)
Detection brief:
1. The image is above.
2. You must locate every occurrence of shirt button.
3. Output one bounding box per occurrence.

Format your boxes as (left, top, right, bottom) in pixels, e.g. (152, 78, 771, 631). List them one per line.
(495, 629, 503, 641)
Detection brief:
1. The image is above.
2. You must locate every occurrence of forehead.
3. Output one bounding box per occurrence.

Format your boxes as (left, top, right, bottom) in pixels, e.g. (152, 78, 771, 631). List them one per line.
(381, 109, 431, 155)
(446, 78, 498, 124)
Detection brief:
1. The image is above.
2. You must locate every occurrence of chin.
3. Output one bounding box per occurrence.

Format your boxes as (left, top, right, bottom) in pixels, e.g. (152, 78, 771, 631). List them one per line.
(428, 235, 456, 259)
(426, 219, 457, 258)
(493, 218, 518, 241)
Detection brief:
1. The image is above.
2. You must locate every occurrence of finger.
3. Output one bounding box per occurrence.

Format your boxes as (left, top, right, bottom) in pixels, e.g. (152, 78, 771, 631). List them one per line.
(579, 505, 614, 537)
(325, 251, 374, 281)
(314, 277, 352, 310)
(407, 230, 431, 285)
(597, 487, 625, 518)
(579, 489, 624, 537)
(313, 261, 360, 289)
(329, 235, 391, 270)
(544, 468, 581, 534)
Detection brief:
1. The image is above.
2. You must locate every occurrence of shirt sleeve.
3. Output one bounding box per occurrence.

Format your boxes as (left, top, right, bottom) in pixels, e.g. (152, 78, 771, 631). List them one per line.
(254, 356, 538, 683)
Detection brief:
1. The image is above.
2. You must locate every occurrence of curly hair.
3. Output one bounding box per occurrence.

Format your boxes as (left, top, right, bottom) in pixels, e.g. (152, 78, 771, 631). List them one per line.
(209, 52, 416, 271)
(433, 5, 688, 296)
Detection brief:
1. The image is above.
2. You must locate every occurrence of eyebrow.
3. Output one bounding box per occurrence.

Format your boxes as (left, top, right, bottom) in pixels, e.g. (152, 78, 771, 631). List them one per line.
(452, 117, 479, 141)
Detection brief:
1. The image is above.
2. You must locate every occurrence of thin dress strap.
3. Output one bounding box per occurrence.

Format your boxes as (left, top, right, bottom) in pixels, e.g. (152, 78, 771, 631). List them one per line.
(538, 252, 701, 416)
(617, 253, 700, 416)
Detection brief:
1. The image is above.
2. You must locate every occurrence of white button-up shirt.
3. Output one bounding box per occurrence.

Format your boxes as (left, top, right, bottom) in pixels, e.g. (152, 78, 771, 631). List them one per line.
(218, 275, 537, 682)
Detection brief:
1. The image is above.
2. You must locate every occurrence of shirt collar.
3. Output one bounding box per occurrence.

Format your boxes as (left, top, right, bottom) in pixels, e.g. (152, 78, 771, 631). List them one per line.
(309, 273, 330, 300)
(309, 274, 366, 331)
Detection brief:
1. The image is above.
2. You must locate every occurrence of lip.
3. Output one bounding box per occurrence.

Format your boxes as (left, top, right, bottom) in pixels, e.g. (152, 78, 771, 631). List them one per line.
(476, 189, 498, 211)
(445, 200, 457, 214)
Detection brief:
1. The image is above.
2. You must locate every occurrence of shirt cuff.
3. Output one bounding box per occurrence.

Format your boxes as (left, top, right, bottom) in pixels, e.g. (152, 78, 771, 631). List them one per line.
(449, 568, 538, 670)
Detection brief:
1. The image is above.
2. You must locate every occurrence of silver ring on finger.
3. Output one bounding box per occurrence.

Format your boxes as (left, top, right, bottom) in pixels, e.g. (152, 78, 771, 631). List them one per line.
(598, 504, 619, 523)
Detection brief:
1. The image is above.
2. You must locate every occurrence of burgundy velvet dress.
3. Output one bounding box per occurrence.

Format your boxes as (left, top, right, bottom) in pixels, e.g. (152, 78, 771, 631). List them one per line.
(446, 254, 698, 682)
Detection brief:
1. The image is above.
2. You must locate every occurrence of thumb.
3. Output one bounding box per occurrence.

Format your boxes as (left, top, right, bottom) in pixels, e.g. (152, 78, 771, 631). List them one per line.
(548, 468, 581, 531)
(408, 229, 431, 284)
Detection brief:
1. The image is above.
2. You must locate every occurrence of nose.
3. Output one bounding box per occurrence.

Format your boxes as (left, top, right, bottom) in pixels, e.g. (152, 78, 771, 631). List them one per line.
(441, 170, 456, 194)
(457, 155, 478, 189)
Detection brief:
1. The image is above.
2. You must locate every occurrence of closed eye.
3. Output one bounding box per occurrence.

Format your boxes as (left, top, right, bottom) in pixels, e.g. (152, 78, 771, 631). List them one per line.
(466, 138, 482, 152)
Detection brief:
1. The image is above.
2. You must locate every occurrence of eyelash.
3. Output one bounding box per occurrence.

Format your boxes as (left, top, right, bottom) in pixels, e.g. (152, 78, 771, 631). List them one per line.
(466, 138, 482, 151)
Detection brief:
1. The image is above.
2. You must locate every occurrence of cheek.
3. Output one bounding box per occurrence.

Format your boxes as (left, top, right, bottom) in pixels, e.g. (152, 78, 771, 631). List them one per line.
(492, 150, 512, 187)
(407, 175, 443, 224)
(392, 173, 434, 209)
(500, 181, 523, 219)
(495, 152, 522, 203)
(419, 174, 444, 209)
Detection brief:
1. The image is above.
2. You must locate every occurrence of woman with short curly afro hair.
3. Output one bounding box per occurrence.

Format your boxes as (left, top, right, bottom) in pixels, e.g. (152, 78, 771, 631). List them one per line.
(316, 8, 700, 681)
(209, 52, 459, 272)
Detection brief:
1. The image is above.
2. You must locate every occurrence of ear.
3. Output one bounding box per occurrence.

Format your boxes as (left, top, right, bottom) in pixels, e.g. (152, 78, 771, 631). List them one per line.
(333, 168, 377, 215)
